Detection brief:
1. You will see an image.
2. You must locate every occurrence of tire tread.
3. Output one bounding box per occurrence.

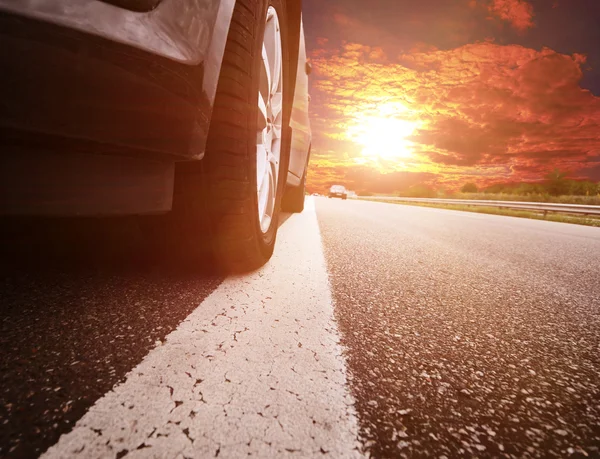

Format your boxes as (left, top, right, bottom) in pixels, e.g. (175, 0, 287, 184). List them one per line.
(172, 0, 289, 272)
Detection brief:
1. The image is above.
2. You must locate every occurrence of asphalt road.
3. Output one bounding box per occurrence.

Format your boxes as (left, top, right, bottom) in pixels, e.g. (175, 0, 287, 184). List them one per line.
(1, 197, 599, 458)
(316, 198, 600, 458)
(0, 217, 224, 458)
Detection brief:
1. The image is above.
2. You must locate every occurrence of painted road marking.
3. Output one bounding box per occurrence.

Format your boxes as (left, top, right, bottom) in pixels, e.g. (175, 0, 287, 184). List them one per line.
(42, 198, 362, 458)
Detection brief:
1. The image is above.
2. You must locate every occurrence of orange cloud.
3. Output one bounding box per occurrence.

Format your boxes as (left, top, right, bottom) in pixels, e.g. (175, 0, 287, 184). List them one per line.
(307, 40, 600, 192)
(488, 0, 534, 31)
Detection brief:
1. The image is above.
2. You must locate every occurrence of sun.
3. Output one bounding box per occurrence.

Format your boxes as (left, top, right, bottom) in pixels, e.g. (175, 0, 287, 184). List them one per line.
(347, 105, 419, 162)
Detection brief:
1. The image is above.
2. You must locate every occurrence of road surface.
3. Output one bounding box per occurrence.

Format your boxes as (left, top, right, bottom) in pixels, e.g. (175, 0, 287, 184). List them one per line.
(1, 198, 599, 458)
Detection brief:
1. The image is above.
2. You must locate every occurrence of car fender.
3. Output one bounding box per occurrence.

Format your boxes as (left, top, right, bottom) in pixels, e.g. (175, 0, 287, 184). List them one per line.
(0, 0, 228, 65)
(287, 17, 312, 185)
(0, 0, 303, 162)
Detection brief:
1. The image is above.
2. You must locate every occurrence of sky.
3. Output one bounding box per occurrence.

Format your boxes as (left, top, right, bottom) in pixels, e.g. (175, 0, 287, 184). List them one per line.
(301, 0, 600, 193)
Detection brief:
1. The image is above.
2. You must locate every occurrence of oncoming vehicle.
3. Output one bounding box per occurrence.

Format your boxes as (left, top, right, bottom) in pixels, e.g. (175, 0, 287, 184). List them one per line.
(0, 0, 311, 272)
(329, 185, 347, 200)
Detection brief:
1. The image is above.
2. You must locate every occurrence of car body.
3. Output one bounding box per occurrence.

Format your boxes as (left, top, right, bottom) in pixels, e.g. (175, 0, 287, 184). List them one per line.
(0, 0, 311, 269)
(0, 0, 310, 215)
(329, 185, 347, 200)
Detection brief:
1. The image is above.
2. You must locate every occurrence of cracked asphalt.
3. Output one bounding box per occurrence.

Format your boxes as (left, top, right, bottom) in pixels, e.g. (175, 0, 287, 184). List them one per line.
(0, 217, 223, 458)
(1, 197, 599, 458)
(316, 197, 600, 458)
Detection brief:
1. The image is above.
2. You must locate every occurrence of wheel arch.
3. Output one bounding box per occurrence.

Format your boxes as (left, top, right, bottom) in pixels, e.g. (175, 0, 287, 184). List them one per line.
(284, 0, 303, 107)
(202, 0, 302, 155)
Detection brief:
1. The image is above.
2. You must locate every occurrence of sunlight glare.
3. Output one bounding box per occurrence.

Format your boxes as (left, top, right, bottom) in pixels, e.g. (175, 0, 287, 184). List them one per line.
(348, 115, 419, 161)
(347, 104, 418, 162)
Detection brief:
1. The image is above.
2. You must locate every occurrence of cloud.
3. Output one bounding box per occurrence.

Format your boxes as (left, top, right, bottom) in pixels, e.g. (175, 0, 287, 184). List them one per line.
(487, 0, 534, 31)
(306, 39, 600, 191)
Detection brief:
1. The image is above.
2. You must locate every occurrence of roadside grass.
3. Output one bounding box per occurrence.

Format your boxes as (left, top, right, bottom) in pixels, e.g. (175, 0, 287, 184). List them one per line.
(437, 192, 600, 205)
(360, 199, 600, 228)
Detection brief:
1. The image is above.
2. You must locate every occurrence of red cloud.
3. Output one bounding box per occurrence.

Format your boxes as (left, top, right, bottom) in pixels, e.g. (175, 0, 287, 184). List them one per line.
(488, 0, 534, 30)
(307, 40, 600, 191)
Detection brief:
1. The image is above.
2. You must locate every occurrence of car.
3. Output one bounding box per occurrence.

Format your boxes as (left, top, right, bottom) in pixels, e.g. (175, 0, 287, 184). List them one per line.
(329, 185, 347, 200)
(0, 0, 311, 272)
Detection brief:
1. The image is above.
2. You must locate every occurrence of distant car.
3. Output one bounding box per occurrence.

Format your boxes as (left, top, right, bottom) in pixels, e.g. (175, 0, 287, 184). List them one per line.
(329, 185, 347, 200)
(0, 0, 311, 272)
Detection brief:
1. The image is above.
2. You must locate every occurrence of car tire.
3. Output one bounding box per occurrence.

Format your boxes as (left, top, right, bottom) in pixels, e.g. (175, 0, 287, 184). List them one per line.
(167, 0, 291, 272)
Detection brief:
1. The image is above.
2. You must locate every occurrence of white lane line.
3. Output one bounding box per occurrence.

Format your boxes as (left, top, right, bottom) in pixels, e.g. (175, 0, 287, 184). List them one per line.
(43, 197, 363, 459)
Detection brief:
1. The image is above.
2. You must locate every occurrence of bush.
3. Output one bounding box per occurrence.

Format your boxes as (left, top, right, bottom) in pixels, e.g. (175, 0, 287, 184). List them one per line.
(567, 180, 598, 196)
(513, 183, 545, 195)
(461, 183, 478, 193)
(484, 183, 506, 194)
(544, 169, 570, 196)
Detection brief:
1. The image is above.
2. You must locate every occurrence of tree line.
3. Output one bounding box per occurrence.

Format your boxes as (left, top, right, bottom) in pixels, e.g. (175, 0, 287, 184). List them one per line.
(460, 169, 599, 197)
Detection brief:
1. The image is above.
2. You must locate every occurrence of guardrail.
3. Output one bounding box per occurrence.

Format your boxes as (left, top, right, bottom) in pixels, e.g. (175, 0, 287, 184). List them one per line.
(358, 197, 600, 216)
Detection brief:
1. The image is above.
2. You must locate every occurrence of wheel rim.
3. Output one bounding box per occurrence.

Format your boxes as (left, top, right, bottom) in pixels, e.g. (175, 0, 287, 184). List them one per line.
(257, 6, 283, 234)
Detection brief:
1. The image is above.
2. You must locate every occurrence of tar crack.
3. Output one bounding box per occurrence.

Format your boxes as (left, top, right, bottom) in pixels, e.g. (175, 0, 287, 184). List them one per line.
(276, 417, 285, 431)
(233, 327, 249, 342)
(182, 428, 194, 443)
(169, 401, 184, 414)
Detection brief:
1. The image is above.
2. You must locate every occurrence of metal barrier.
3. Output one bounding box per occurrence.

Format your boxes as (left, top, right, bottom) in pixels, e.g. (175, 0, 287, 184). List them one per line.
(359, 197, 600, 216)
